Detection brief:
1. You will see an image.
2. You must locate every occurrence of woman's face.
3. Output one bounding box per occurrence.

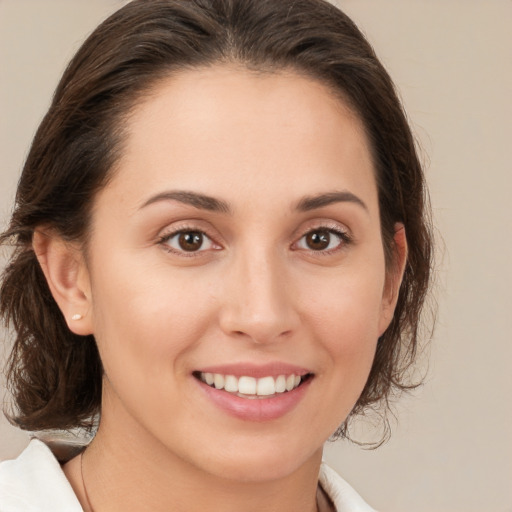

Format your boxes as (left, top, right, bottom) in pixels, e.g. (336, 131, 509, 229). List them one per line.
(77, 66, 402, 481)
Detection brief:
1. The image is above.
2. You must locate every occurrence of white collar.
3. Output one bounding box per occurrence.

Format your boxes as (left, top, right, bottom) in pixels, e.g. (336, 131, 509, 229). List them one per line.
(319, 461, 377, 512)
(0, 439, 83, 512)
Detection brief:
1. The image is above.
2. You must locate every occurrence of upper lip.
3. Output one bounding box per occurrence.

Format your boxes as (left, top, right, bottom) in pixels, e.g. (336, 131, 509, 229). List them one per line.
(194, 362, 312, 378)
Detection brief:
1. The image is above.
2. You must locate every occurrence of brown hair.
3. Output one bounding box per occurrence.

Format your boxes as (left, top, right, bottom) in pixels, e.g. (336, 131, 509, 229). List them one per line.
(0, 0, 433, 441)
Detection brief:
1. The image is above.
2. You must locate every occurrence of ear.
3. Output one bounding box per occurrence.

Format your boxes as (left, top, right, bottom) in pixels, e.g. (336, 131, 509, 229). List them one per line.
(378, 223, 408, 336)
(33, 229, 93, 336)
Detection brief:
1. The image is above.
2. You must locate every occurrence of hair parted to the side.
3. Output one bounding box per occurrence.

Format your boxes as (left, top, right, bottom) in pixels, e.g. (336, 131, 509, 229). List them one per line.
(0, 0, 433, 443)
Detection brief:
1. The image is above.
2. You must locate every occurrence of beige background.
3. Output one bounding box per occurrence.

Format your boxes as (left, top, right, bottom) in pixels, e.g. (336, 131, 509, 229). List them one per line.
(1, 1, 511, 511)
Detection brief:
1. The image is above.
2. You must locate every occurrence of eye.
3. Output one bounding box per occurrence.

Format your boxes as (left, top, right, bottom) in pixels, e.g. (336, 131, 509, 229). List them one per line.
(295, 228, 349, 252)
(161, 230, 218, 254)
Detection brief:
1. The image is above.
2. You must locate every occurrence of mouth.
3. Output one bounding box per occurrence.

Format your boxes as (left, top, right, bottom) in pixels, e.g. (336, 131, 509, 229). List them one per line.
(193, 371, 313, 399)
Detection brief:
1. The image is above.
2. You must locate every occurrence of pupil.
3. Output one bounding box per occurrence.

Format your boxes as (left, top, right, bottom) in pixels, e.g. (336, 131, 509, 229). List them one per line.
(178, 231, 203, 251)
(307, 230, 330, 250)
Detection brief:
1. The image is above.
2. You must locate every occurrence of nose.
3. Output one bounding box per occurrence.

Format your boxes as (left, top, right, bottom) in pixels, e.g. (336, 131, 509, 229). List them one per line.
(218, 249, 299, 344)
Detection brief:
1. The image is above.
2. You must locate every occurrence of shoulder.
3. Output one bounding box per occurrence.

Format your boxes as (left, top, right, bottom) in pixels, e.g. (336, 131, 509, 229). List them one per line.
(0, 439, 82, 512)
(319, 462, 378, 512)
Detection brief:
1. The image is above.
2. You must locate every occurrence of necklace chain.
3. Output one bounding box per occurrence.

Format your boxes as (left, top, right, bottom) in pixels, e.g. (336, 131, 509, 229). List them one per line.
(80, 450, 95, 512)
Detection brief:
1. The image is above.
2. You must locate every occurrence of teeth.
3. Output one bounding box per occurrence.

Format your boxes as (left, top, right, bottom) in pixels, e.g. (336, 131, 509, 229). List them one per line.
(224, 375, 238, 393)
(286, 374, 295, 391)
(213, 374, 225, 389)
(199, 372, 306, 397)
(238, 376, 257, 395)
(275, 375, 286, 393)
(257, 376, 275, 396)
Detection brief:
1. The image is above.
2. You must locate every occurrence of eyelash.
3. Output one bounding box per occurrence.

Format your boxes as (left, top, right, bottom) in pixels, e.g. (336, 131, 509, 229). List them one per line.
(292, 226, 352, 256)
(157, 225, 221, 257)
(157, 224, 352, 257)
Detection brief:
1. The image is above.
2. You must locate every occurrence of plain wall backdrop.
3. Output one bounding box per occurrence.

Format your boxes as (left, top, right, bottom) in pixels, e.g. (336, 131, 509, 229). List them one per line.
(1, 1, 511, 511)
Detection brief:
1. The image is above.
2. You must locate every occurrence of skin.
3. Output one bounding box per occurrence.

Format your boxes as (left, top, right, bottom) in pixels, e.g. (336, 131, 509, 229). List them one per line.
(35, 66, 406, 512)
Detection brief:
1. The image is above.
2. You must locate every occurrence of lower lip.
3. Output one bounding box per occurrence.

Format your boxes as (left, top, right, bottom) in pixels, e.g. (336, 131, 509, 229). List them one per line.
(197, 377, 312, 422)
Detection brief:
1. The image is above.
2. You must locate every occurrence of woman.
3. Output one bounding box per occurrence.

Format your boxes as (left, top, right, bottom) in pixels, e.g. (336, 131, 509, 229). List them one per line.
(0, 0, 433, 510)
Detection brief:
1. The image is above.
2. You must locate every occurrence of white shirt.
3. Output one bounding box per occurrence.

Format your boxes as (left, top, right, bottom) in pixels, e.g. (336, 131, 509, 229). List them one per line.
(0, 439, 376, 511)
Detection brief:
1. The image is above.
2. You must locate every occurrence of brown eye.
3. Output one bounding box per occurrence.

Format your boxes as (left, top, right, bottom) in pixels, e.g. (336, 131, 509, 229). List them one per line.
(305, 230, 331, 250)
(177, 231, 204, 251)
(162, 230, 217, 254)
(295, 228, 349, 253)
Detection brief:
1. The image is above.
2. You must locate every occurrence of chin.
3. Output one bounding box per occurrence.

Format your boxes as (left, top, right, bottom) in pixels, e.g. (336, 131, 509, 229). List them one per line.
(194, 435, 323, 484)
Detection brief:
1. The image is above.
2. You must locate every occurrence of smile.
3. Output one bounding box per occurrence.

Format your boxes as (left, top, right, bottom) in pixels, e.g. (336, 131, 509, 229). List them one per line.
(196, 372, 308, 398)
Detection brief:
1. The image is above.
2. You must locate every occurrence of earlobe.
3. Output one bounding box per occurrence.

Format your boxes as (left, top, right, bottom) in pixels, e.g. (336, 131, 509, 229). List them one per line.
(378, 223, 408, 335)
(32, 229, 93, 336)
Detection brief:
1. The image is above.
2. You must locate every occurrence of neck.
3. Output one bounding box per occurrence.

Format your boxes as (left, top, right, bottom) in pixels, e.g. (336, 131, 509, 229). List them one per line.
(76, 416, 324, 512)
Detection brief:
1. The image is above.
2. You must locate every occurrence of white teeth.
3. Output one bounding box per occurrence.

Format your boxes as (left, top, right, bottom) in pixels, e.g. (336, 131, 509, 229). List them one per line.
(224, 375, 238, 393)
(275, 375, 286, 393)
(199, 372, 307, 397)
(238, 376, 257, 395)
(213, 374, 225, 389)
(257, 376, 276, 396)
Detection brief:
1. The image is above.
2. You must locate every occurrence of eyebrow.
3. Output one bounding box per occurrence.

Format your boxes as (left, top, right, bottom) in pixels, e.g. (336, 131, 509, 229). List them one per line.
(140, 190, 231, 214)
(140, 189, 367, 214)
(296, 191, 368, 212)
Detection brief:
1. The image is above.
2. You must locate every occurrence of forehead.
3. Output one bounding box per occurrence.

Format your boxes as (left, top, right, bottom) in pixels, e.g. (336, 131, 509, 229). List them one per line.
(103, 65, 377, 213)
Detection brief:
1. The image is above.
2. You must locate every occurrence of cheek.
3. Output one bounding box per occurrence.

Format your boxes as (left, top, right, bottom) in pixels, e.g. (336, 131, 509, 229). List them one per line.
(306, 269, 385, 336)
(300, 265, 385, 378)
(88, 256, 217, 385)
